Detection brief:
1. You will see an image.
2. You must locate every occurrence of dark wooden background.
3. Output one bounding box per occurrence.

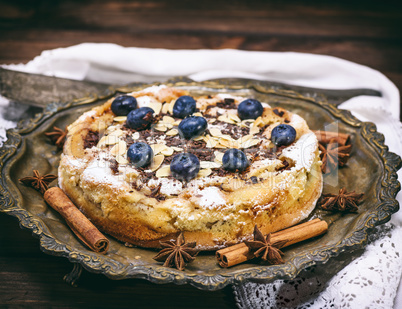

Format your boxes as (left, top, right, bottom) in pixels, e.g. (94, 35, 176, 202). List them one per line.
(1, 0, 401, 308)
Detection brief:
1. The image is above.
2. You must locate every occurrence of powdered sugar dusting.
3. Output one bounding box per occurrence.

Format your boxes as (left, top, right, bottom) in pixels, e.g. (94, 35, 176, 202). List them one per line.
(136, 95, 160, 108)
(81, 154, 126, 188)
(196, 186, 227, 209)
(148, 177, 183, 196)
(281, 132, 318, 172)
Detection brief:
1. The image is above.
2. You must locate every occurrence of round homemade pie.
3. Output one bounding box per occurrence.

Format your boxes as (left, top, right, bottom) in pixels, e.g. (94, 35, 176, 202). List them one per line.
(59, 85, 323, 250)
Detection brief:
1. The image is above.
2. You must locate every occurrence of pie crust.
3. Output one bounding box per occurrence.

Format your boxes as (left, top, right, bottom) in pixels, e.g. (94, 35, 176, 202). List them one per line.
(59, 85, 323, 250)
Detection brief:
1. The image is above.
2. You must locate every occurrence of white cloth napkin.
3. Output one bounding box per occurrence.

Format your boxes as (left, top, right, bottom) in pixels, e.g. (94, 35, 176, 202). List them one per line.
(1, 43, 401, 308)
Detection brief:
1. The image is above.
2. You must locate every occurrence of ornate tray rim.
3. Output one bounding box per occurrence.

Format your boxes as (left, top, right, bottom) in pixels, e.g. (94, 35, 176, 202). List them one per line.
(0, 78, 400, 291)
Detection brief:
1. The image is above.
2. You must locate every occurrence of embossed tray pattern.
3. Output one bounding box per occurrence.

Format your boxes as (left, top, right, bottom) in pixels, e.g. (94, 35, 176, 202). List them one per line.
(0, 79, 400, 290)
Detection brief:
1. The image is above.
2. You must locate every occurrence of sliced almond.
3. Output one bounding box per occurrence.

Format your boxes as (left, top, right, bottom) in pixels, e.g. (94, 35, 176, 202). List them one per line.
(97, 135, 108, 148)
(233, 141, 242, 149)
(106, 125, 119, 133)
(161, 146, 174, 156)
(110, 140, 127, 156)
(171, 146, 183, 152)
(220, 134, 234, 141)
(193, 112, 203, 117)
(217, 115, 236, 124)
(254, 116, 264, 127)
(209, 128, 222, 137)
(113, 116, 127, 122)
(219, 138, 235, 148)
(208, 118, 217, 123)
(132, 132, 140, 140)
(250, 125, 260, 135)
(193, 136, 204, 141)
(166, 128, 179, 136)
(200, 161, 221, 169)
(204, 135, 218, 148)
(239, 134, 253, 143)
(168, 100, 175, 115)
(228, 113, 242, 123)
(151, 143, 167, 155)
(105, 135, 120, 145)
(108, 129, 123, 137)
(173, 119, 181, 126)
(197, 168, 212, 178)
(154, 124, 167, 132)
(214, 151, 224, 163)
(162, 102, 170, 114)
(156, 165, 171, 177)
(149, 154, 165, 172)
(241, 138, 260, 148)
(239, 119, 253, 128)
(116, 155, 129, 164)
(148, 102, 162, 114)
(162, 115, 175, 124)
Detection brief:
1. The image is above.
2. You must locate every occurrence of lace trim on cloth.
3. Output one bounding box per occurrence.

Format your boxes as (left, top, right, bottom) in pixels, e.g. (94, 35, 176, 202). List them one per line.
(233, 224, 402, 309)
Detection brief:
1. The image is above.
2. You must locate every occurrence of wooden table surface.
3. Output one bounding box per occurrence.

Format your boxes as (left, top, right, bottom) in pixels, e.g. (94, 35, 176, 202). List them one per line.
(1, 1, 401, 308)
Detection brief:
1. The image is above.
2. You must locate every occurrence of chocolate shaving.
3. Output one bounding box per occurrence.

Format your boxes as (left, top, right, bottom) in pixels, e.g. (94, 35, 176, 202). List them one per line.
(109, 159, 119, 174)
(83, 131, 99, 149)
(190, 148, 214, 162)
(276, 159, 290, 171)
(220, 121, 249, 139)
(273, 108, 285, 117)
(149, 183, 162, 197)
(147, 183, 166, 201)
(216, 98, 237, 109)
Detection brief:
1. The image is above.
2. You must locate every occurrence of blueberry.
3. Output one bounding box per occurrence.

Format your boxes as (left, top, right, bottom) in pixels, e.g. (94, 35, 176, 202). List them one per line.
(173, 95, 197, 118)
(222, 148, 249, 172)
(170, 153, 200, 181)
(111, 95, 137, 116)
(271, 124, 296, 146)
(178, 116, 208, 140)
(237, 99, 264, 120)
(126, 107, 154, 130)
(127, 142, 153, 167)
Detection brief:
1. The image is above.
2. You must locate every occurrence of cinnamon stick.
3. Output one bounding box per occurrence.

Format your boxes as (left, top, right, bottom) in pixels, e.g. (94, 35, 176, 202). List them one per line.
(44, 187, 109, 254)
(216, 218, 328, 267)
(313, 130, 350, 146)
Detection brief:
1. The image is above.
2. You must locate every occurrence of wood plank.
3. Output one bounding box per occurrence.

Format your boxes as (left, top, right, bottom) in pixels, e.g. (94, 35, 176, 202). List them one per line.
(1, 1, 401, 39)
(0, 214, 235, 308)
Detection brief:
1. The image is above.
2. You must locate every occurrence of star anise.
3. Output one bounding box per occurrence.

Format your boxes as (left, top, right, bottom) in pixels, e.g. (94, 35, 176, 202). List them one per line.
(320, 187, 364, 213)
(19, 170, 57, 194)
(319, 139, 352, 173)
(153, 233, 199, 271)
(244, 225, 287, 264)
(45, 126, 68, 148)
